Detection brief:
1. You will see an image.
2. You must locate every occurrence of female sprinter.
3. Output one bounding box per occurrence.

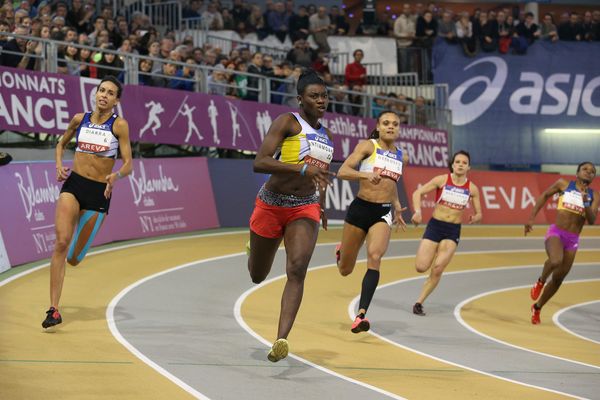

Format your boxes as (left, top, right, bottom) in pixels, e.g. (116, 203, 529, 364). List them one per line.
(525, 162, 598, 324)
(410, 150, 482, 316)
(248, 70, 334, 362)
(335, 110, 408, 333)
(42, 76, 132, 329)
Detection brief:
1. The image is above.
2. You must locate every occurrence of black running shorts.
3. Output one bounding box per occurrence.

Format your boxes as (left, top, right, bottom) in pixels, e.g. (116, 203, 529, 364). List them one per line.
(60, 171, 111, 213)
(345, 197, 392, 233)
(422, 217, 461, 244)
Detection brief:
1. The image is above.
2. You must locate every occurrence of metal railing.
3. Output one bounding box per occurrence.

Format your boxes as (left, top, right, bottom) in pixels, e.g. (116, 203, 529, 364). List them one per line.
(113, 0, 182, 31)
(0, 32, 451, 133)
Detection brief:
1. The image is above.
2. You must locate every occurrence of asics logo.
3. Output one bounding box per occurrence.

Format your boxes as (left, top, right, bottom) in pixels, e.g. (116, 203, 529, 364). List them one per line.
(449, 57, 507, 126)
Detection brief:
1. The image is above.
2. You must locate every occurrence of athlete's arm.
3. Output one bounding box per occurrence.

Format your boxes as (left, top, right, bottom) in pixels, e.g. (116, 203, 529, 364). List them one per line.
(524, 178, 568, 235)
(410, 174, 445, 225)
(468, 182, 483, 224)
(337, 140, 381, 183)
(253, 113, 332, 189)
(105, 118, 133, 198)
(55, 113, 84, 181)
(392, 184, 407, 231)
(583, 189, 599, 225)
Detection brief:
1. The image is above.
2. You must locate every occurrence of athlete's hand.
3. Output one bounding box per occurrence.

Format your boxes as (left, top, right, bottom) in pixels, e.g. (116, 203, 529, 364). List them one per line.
(394, 207, 407, 232)
(366, 171, 383, 185)
(524, 218, 534, 236)
(306, 165, 335, 191)
(320, 207, 328, 231)
(104, 172, 119, 199)
(581, 184, 590, 204)
(56, 166, 70, 182)
(411, 211, 422, 226)
(468, 213, 482, 224)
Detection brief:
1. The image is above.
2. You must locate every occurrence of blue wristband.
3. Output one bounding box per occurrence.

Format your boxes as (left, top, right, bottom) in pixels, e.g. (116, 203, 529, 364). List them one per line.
(300, 164, 308, 176)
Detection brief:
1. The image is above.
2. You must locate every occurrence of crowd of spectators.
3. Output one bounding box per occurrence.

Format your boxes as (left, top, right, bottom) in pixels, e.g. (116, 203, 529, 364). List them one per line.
(391, 3, 600, 58)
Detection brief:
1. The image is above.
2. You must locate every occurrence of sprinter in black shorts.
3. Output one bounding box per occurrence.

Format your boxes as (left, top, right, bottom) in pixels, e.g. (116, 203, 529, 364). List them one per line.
(336, 111, 408, 333)
(41, 77, 133, 330)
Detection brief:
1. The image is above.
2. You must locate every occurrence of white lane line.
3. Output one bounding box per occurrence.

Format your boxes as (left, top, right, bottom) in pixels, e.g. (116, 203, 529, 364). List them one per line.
(233, 263, 408, 400)
(347, 264, 600, 400)
(553, 300, 600, 346)
(453, 278, 600, 372)
(106, 254, 246, 400)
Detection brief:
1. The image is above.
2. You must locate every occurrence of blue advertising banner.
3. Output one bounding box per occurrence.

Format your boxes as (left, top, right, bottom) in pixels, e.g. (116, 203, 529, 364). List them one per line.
(433, 41, 600, 165)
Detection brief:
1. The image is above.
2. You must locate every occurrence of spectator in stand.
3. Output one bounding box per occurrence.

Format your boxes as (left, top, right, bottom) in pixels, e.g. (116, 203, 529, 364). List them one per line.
(437, 11, 457, 43)
(97, 45, 123, 79)
(414, 95, 428, 126)
(283, 65, 303, 107)
(207, 64, 229, 96)
(582, 11, 594, 41)
(232, 0, 250, 27)
(77, 43, 92, 77)
(540, 13, 558, 42)
(593, 11, 600, 41)
(375, 11, 394, 36)
(222, 9, 235, 30)
(0, 20, 11, 47)
(456, 12, 477, 57)
(151, 61, 182, 89)
(512, 12, 539, 54)
(183, 0, 202, 19)
(345, 49, 367, 116)
(248, 4, 268, 40)
(330, 83, 351, 115)
(311, 52, 330, 75)
(372, 92, 387, 118)
(416, 10, 437, 48)
(479, 11, 498, 52)
(498, 11, 513, 53)
(1, 25, 36, 70)
(87, 16, 105, 46)
(309, 6, 331, 53)
(106, 18, 122, 48)
(234, 61, 249, 99)
(286, 38, 316, 68)
(289, 5, 309, 42)
(330, 5, 349, 35)
(57, 41, 80, 76)
(559, 12, 582, 41)
(246, 51, 263, 101)
(268, 2, 289, 43)
(394, 4, 415, 73)
(203, 3, 224, 30)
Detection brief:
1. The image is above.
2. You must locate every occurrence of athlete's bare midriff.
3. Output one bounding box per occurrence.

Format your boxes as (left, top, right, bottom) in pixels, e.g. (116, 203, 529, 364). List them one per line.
(432, 204, 464, 224)
(357, 179, 398, 204)
(555, 211, 586, 234)
(265, 173, 318, 198)
(72, 152, 116, 182)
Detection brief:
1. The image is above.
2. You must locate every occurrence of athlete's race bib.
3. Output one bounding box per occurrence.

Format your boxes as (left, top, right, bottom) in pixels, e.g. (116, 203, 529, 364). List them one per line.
(373, 149, 403, 182)
(77, 126, 112, 153)
(559, 190, 584, 214)
(304, 133, 334, 170)
(438, 185, 470, 210)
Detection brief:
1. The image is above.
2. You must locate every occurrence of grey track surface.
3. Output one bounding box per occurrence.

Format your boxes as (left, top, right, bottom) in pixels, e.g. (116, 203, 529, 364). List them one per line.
(114, 237, 600, 400)
(557, 302, 600, 344)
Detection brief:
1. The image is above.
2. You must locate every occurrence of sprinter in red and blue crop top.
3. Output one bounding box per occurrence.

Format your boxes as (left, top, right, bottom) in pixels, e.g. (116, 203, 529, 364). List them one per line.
(247, 71, 334, 362)
(42, 77, 133, 331)
(409, 150, 483, 316)
(335, 111, 409, 334)
(525, 161, 598, 325)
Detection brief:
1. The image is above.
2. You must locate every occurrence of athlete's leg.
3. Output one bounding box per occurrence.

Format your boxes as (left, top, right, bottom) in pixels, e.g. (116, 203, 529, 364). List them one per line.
(540, 236, 564, 282)
(536, 250, 576, 309)
(357, 222, 391, 315)
(247, 230, 283, 284)
(337, 222, 367, 276)
(416, 239, 457, 304)
(276, 218, 319, 340)
(50, 193, 80, 308)
(66, 210, 106, 266)
(414, 239, 439, 273)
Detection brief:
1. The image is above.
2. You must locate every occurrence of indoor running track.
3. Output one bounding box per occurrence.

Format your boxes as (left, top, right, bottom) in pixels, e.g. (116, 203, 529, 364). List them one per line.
(1, 226, 599, 400)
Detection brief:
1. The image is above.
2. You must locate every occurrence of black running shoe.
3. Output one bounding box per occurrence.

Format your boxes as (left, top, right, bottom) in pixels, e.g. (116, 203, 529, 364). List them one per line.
(42, 307, 62, 329)
(413, 302, 426, 316)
